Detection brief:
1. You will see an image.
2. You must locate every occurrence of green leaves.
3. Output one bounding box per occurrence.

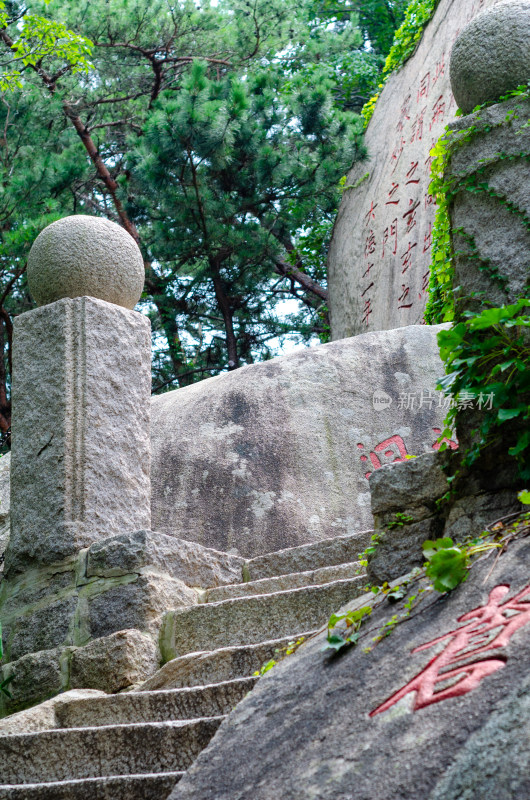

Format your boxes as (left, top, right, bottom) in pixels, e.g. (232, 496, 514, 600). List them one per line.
(518, 490, 530, 505)
(423, 538, 469, 593)
(323, 606, 373, 653)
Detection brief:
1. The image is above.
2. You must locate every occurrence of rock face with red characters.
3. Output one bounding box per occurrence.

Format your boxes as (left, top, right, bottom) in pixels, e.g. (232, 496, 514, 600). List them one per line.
(151, 324, 451, 558)
(327, 0, 503, 340)
(169, 535, 530, 800)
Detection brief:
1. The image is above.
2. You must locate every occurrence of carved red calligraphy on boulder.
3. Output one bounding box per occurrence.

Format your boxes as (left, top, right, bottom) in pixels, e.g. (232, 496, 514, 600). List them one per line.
(370, 583, 530, 716)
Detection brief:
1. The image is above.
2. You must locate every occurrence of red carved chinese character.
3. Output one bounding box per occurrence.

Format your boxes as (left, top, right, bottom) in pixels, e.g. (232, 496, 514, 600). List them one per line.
(396, 94, 412, 132)
(411, 107, 427, 142)
(361, 298, 373, 327)
(398, 283, 413, 310)
(431, 427, 458, 451)
(405, 161, 420, 185)
(364, 200, 378, 223)
(362, 263, 374, 279)
(391, 136, 406, 174)
(371, 584, 530, 716)
(401, 241, 417, 274)
(386, 182, 400, 205)
(364, 230, 376, 257)
(382, 219, 398, 258)
(432, 53, 445, 87)
(430, 95, 446, 130)
(424, 192, 436, 209)
(423, 222, 433, 252)
(361, 282, 374, 298)
(359, 435, 409, 479)
(403, 199, 420, 233)
(420, 269, 430, 297)
(417, 72, 430, 104)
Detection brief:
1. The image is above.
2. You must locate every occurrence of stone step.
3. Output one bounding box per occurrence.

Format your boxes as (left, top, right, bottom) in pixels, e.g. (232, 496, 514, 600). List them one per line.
(138, 633, 319, 691)
(206, 561, 364, 602)
(0, 772, 182, 799)
(161, 577, 366, 661)
(55, 677, 257, 729)
(243, 530, 374, 580)
(0, 718, 223, 784)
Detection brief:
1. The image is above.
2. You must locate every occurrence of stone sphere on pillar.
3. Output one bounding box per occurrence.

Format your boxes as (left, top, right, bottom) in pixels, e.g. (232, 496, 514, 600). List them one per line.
(450, 0, 530, 115)
(27, 215, 145, 310)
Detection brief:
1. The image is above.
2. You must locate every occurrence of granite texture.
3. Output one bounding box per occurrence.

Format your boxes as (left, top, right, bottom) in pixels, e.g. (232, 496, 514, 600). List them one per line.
(87, 530, 244, 588)
(450, 1, 530, 114)
(446, 97, 530, 317)
(169, 537, 530, 800)
(27, 215, 145, 309)
(0, 773, 184, 800)
(69, 630, 158, 694)
(151, 324, 449, 557)
(56, 678, 257, 728)
(327, 0, 502, 339)
(86, 571, 198, 640)
(0, 718, 223, 783)
(0, 690, 105, 737)
(7, 296, 151, 575)
(138, 635, 317, 691)
(244, 530, 373, 580)
(160, 578, 366, 661)
(369, 452, 449, 515)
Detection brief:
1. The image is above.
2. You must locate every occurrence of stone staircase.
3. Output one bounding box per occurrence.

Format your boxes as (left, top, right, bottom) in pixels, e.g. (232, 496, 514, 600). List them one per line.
(0, 530, 372, 799)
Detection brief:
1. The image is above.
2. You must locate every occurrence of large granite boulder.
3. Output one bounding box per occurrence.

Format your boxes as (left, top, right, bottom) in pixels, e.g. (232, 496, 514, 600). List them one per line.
(151, 324, 451, 558)
(170, 535, 530, 800)
(327, 0, 502, 340)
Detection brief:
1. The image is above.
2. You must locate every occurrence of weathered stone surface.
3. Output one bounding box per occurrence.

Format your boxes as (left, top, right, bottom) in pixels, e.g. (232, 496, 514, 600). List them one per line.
(0, 647, 70, 717)
(160, 578, 366, 661)
(70, 630, 158, 694)
(56, 678, 257, 728)
(3, 596, 78, 663)
(139, 635, 318, 690)
(429, 675, 530, 800)
(244, 529, 373, 580)
(0, 453, 10, 563)
(169, 536, 530, 800)
(445, 97, 530, 316)
(27, 215, 145, 310)
(450, 1, 530, 114)
(367, 516, 443, 586)
(7, 296, 151, 575)
(0, 718, 223, 783)
(87, 573, 198, 642)
(207, 562, 363, 603)
(0, 690, 105, 736)
(327, 0, 502, 339)
(87, 530, 244, 588)
(444, 489, 521, 541)
(0, 773, 184, 800)
(369, 452, 449, 515)
(152, 324, 449, 557)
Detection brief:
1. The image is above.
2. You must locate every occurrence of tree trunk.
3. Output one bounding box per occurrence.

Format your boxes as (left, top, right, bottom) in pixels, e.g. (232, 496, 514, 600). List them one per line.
(212, 273, 239, 370)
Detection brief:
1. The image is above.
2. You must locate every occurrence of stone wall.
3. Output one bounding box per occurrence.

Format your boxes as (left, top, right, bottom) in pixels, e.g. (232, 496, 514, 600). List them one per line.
(151, 324, 454, 558)
(327, 0, 502, 340)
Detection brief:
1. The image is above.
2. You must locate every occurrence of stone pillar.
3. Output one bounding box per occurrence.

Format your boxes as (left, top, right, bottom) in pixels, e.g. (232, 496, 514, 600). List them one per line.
(446, 1, 530, 320)
(6, 215, 151, 576)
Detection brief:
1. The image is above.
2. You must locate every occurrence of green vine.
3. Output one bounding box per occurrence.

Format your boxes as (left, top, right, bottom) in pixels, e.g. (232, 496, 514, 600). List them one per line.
(437, 299, 530, 478)
(361, 0, 440, 127)
(324, 504, 530, 655)
(425, 85, 530, 325)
